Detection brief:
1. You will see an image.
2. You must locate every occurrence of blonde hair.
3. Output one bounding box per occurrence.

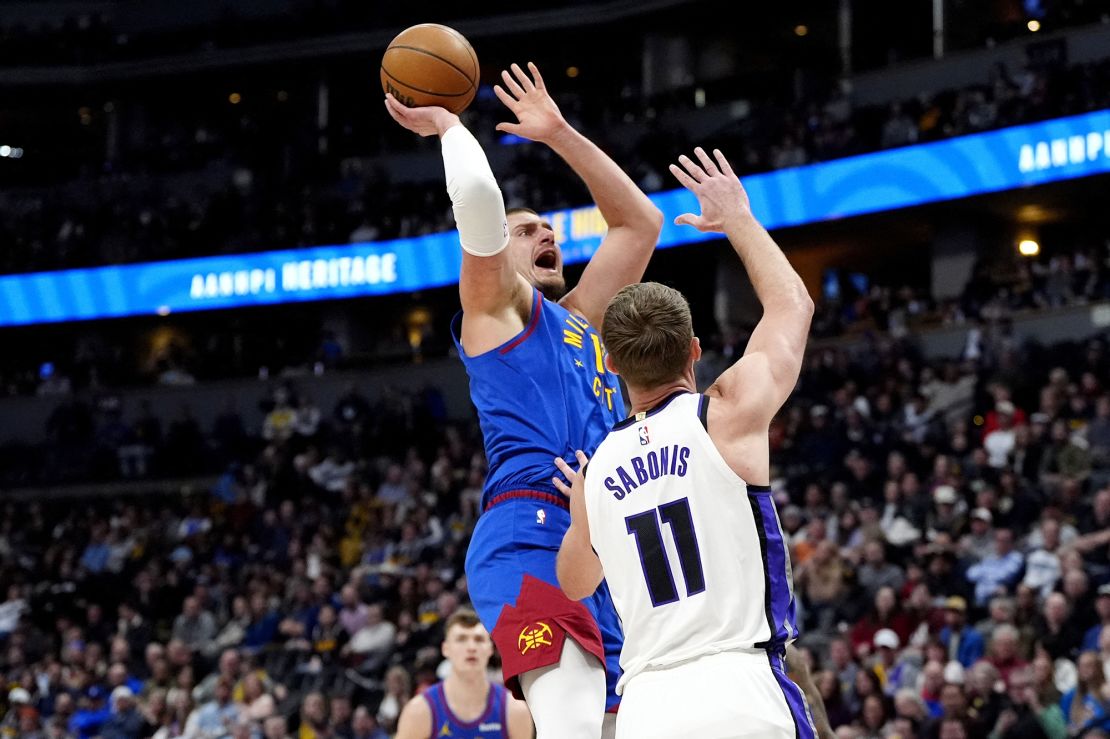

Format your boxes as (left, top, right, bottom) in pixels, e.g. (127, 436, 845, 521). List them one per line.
(602, 282, 693, 389)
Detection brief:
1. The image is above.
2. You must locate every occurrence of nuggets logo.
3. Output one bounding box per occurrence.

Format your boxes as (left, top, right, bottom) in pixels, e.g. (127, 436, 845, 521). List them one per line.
(438, 722, 452, 736)
(518, 622, 554, 654)
(638, 425, 650, 445)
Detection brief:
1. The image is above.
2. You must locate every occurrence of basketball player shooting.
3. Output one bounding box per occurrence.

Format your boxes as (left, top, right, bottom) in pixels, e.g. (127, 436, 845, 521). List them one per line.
(555, 147, 821, 738)
(384, 61, 662, 738)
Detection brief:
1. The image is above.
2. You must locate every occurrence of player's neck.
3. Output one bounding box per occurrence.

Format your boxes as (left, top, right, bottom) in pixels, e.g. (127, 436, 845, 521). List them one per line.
(627, 380, 696, 417)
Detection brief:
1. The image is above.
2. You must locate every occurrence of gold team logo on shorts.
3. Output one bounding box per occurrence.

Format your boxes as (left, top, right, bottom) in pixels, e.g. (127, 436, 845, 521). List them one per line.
(518, 622, 554, 654)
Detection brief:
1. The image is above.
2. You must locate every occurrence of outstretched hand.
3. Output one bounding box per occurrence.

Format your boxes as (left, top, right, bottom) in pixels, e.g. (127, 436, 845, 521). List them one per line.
(383, 93, 460, 138)
(669, 147, 751, 233)
(494, 62, 568, 144)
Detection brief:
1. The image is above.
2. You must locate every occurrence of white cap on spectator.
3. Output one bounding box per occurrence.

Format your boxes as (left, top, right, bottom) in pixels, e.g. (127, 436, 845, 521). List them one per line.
(110, 686, 134, 708)
(944, 661, 965, 685)
(971, 508, 992, 524)
(996, 400, 1015, 416)
(933, 485, 957, 505)
(874, 628, 900, 650)
(8, 688, 30, 704)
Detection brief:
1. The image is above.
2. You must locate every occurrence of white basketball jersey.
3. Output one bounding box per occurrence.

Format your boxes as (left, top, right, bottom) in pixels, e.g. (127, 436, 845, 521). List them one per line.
(585, 392, 799, 693)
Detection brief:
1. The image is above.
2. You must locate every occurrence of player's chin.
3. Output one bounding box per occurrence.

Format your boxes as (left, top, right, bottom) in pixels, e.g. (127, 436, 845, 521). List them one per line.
(533, 273, 567, 302)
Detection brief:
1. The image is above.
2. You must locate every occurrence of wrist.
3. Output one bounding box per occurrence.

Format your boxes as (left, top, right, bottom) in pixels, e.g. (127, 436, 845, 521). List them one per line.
(541, 119, 578, 148)
(722, 211, 760, 234)
(436, 113, 463, 138)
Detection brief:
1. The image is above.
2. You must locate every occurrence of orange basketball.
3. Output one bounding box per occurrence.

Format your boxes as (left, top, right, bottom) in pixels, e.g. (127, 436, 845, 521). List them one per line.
(380, 24, 479, 114)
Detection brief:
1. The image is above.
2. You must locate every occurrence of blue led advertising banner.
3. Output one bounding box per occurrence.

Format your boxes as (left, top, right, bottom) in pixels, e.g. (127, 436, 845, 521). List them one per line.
(2, 108, 1109, 326)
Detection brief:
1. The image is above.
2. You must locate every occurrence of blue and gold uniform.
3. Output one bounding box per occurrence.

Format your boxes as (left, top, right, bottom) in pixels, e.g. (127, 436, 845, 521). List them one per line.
(451, 287, 624, 710)
(423, 682, 510, 738)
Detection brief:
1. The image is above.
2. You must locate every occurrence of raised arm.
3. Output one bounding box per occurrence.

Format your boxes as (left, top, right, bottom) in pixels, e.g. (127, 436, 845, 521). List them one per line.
(669, 148, 813, 431)
(384, 96, 531, 356)
(493, 63, 662, 327)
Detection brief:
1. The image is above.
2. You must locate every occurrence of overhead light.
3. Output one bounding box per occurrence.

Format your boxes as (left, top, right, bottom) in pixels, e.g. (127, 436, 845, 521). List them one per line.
(1027, 19, 1041, 32)
(1018, 239, 1040, 256)
(795, 24, 809, 37)
(229, 92, 242, 104)
(566, 66, 579, 78)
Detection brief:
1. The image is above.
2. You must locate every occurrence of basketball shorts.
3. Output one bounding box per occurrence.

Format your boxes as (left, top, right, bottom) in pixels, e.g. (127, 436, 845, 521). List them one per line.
(465, 493, 624, 712)
(616, 649, 817, 739)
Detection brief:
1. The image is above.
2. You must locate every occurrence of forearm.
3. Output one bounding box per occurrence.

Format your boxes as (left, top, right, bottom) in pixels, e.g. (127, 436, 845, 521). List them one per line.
(545, 124, 659, 232)
(441, 124, 509, 258)
(557, 523, 602, 600)
(723, 214, 810, 312)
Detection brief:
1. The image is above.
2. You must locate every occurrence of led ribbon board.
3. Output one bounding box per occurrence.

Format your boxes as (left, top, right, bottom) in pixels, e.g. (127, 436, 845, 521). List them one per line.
(2, 109, 1109, 326)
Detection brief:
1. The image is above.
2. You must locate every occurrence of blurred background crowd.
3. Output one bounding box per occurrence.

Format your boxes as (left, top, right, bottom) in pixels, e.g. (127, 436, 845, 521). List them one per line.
(3, 0, 1110, 737)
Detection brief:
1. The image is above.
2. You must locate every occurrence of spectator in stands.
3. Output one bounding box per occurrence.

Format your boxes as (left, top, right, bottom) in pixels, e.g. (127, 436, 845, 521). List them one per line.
(172, 597, 218, 654)
(851, 587, 915, 658)
(375, 666, 411, 735)
(1083, 584, 1110, 652)
(990, 665, 1067, 739)
(182, 677, 239, 737)
(960, 508, 995, 562)
(966, 528, 1024, 607)
(1061, 650, 1110, 735)
(796, 540, 849, 632)
(985, 624, 1028, 688)
(939, 596, 985, 669)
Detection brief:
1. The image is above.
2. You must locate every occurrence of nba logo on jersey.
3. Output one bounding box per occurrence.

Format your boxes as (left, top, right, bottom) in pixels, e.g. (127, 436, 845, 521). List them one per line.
(638, 425, 650, 446)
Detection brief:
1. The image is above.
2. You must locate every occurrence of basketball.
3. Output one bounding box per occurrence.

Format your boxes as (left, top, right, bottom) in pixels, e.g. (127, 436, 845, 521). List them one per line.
(380, 24, 479, 114)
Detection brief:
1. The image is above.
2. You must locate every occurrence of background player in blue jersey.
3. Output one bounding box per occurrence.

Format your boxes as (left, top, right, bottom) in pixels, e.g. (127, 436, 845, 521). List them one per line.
(395, 609, 532, 739)
(384, 61, 662, 738)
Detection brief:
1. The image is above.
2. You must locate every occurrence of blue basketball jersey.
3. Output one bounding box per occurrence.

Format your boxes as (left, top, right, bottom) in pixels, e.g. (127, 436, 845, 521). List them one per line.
(451, 288, 625, 507)
(423, 682, 509, 738)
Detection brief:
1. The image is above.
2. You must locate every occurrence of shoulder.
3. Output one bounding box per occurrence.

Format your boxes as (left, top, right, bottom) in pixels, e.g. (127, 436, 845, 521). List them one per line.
(396, 692, 434, 737)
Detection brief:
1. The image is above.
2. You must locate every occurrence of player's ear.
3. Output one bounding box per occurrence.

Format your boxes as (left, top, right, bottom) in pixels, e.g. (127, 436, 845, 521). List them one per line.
(690, 336, 702, 363)
(604, 353, 620, 376)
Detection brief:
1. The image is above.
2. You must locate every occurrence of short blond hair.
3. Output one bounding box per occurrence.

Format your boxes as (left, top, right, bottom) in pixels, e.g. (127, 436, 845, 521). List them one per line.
(444, 607, 482, 636)
(602, 282, 693, 389)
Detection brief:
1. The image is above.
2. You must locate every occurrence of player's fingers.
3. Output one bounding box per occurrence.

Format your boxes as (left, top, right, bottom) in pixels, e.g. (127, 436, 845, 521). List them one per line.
(574, 450, 589, 470)
(674, 213, 700, 228)
(694, 147, 720, 175)
(495, 122, 521, 135)
(552, 477, 571, 496)
(511, 63, 535, 92)
(492, 84, 517, 110)
(677, 154, 706, 183)
(553, 456, 576, 479)
(501, 68, 526, 98)
(713, 148, 735, 177)
(527, 61, 546, 90)
(668, 163, 699, 190)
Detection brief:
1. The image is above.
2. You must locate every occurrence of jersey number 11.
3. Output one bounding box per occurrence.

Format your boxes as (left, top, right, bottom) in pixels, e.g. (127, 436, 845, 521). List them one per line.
(625, 498, 705, 607)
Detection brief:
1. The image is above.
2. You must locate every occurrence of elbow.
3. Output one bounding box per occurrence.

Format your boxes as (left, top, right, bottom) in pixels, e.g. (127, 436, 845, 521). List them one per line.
(559, 579, 591, 602)
(635, 204, 664, 241)
(556, 561, 589, 601)
(446, 170, 504, 210)
(793, 282, 815, 317)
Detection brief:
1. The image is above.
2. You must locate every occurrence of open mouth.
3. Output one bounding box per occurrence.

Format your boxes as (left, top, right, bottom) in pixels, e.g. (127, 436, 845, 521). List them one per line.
(534, 249, 558, 271)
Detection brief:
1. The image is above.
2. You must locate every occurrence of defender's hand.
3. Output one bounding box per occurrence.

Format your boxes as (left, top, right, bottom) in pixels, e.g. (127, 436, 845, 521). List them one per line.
(669, 147, 752, 233)
(494, 62, 568, 144)
(384, 94, 460, 138)
(553, 450, 590, 518)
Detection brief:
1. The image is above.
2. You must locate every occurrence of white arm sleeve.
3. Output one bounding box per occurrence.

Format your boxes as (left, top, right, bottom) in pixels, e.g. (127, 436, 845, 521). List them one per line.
(441, 124, 510, 257)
